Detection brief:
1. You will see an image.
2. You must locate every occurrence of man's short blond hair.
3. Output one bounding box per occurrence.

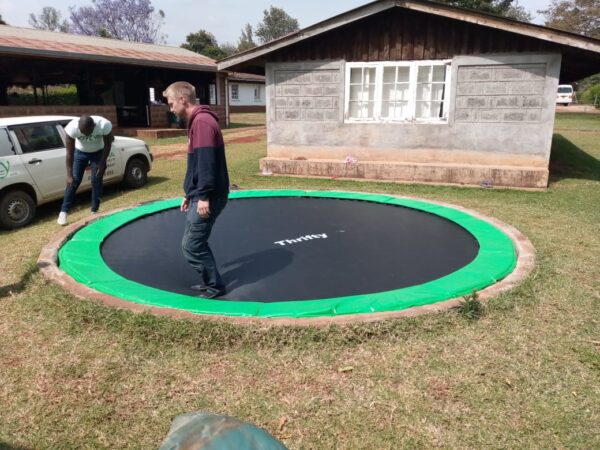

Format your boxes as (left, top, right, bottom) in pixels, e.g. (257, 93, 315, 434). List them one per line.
(163, 81, 197, 104)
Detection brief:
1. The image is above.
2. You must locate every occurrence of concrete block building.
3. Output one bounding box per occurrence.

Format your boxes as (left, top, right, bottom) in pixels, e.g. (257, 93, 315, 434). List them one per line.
(219, 0, 600, 188)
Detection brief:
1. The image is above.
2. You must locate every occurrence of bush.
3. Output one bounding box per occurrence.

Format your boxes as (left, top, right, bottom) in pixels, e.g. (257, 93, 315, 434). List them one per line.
(579, 83, 600, 107)
(454, 291, 485, 320)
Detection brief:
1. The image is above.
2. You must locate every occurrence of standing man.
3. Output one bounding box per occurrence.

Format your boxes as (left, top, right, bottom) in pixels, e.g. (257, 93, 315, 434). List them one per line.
(163, 81, 230, 299)
(57, 115, 113, 225)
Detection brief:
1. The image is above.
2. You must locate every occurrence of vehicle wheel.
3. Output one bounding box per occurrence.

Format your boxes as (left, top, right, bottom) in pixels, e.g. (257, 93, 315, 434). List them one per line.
(124, 158, 148, 188)
(0, 190, 36, 229)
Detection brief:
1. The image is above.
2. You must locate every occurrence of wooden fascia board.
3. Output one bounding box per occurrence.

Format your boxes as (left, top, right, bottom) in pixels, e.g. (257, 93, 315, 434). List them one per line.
(218, 0, 599, 72)
(217, 0, 396, 70)
(398, 0, 600, 53)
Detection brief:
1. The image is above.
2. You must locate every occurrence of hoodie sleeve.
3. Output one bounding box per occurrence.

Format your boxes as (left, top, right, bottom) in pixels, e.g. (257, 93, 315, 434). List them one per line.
(185, 119, 220, 201)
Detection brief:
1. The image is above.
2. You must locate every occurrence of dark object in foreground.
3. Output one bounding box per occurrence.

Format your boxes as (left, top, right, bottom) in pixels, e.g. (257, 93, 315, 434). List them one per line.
(159, 412, 288, 450)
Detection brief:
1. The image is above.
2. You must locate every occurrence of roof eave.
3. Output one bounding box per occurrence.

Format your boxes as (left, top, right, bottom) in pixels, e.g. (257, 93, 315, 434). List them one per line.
(218, 0, 396, 71)
(0, 46, 217, 72)
(217, 0, 600, 71)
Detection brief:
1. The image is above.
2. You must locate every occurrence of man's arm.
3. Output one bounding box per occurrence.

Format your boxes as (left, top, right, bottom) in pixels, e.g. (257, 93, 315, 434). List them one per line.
(97, 131, 113, 177)
(65, 135, 75, 186)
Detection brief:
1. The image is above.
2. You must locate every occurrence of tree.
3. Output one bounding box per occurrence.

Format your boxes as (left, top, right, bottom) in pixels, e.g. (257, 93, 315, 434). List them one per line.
(237, 23, 256, 51)
(538, 0, 599, 39)
(505, 4, 533, 22)
(437, 0, 515, 16)
(255, 6, 299, 44)
(0, 14, 7, 25)
(181, 30, 226, 60)
(29, 7, 69, 32)
(220, 43, 239, 57)
(69, 0, 166, 44)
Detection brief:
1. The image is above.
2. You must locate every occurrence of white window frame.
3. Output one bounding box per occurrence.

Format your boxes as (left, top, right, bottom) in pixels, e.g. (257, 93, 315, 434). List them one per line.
(231, 83, 239, 101)
(209, 83, 217, 105)
(344, 60, 452, 124)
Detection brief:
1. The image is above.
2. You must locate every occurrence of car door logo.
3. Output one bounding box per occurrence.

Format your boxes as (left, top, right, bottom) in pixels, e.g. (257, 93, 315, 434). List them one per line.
(0, 161, 9, 179)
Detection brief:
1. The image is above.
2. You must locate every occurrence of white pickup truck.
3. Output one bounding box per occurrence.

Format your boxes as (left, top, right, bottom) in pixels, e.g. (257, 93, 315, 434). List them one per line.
(0, 115, 153, 229)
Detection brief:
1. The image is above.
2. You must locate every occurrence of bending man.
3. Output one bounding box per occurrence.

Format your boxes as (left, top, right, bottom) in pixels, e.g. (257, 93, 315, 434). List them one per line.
(58, 115, 113, 225)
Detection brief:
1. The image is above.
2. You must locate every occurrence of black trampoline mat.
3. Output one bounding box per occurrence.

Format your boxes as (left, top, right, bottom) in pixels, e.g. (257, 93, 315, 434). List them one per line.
(100, 197, 479, 302)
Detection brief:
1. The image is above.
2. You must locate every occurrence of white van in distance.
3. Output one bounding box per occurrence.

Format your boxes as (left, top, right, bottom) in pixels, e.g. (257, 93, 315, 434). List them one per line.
(556, 85, 574, 106)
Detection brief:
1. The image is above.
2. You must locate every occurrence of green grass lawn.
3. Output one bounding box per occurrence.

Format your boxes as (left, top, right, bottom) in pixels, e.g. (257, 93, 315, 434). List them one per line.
(1, 113, 599, 449)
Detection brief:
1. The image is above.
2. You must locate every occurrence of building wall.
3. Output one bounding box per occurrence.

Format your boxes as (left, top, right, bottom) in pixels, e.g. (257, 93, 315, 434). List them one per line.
(229, 82, 266, 108)
(214, 72, 228, 126)
(149, 105, 170, 128)
(230, 105, 266, 113)
(263, 53, 561, 188)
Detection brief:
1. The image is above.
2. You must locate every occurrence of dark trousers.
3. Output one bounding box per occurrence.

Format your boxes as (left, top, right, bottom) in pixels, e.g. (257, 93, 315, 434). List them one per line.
(181, 195, 228, 291)
(60, 149, 104, 213)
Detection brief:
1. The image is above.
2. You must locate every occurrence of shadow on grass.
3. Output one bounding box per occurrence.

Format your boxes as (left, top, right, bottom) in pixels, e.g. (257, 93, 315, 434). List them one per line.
(0, 443, 34, 450)
(0, 263, 37, 299)
(144, 176, 170, 188)
(549, 134, 600, 183)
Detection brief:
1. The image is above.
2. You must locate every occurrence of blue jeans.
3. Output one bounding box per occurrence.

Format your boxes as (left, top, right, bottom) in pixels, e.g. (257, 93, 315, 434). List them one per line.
(61, 149, 104, 213)
(182, 195, 228, 291)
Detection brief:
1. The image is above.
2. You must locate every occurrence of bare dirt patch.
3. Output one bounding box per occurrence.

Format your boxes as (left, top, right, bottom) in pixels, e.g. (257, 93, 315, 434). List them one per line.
(555, 105, 600, 114)
(151, 126, 266, 160)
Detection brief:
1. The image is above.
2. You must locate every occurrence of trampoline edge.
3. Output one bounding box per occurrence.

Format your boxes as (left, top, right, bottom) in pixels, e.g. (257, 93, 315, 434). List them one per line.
(38, 192, 536, 326)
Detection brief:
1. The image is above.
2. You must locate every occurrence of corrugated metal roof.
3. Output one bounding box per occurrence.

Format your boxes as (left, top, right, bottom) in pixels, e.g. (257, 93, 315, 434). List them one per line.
(227, 72, 266, 83)
(0, 25, 216, 71)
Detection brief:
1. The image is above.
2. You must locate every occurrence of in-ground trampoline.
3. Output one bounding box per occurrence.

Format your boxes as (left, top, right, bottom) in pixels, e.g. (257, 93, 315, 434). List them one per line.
(55, 190, 522, 321)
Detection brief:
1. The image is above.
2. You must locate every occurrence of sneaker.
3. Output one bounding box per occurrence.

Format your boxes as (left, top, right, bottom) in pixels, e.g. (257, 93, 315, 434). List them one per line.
(190, 284, 208, 292)
(57, 211, 68, 226)
(197, 288, 225, 299)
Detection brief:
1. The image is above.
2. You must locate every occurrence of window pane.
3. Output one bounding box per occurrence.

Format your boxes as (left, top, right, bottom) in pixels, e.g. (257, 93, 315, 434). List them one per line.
(365, 67, 376, 84)
(396, 102, 409, 119)
(381, 101, 393, 118)
(0, 128, 15, 156)
(417, 84, 432, 101)
(416, 102, 431, 119)
(397, 67, 410, 83)
(383, 67, 395, 83)
(382, 84, 395, 102)
(432, 65, 446, 82)
(367, 85, 375, 100)
(416, 101, 444, 119)
(13, 124, 63, 153)
(366, 102, 374, 118)
(397, 84, 409, 101)
(417, 66, 431, 83)
(349, 102, 360, 118)
(349, 85, 363, 101)
(350, 68, 362, 84)
(431, 84, 445, 101)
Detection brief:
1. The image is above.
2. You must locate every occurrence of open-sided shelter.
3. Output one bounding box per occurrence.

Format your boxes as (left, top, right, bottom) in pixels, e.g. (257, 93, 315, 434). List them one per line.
(0, 25, 227, 128)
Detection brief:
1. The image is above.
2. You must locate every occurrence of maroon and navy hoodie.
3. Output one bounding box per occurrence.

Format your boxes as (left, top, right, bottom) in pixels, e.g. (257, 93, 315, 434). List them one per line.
(184, 105, 229, 201)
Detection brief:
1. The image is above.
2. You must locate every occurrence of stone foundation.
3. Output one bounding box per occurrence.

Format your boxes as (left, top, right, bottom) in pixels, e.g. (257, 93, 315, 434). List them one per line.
(260, 157, 549, 188)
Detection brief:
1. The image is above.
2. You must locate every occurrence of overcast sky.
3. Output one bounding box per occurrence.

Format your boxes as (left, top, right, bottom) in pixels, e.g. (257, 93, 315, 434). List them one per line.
(2, 0, 553, 47)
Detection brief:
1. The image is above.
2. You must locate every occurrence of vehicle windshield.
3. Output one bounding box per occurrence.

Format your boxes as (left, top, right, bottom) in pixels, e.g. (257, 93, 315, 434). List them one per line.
(558, 86, 573, 94)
